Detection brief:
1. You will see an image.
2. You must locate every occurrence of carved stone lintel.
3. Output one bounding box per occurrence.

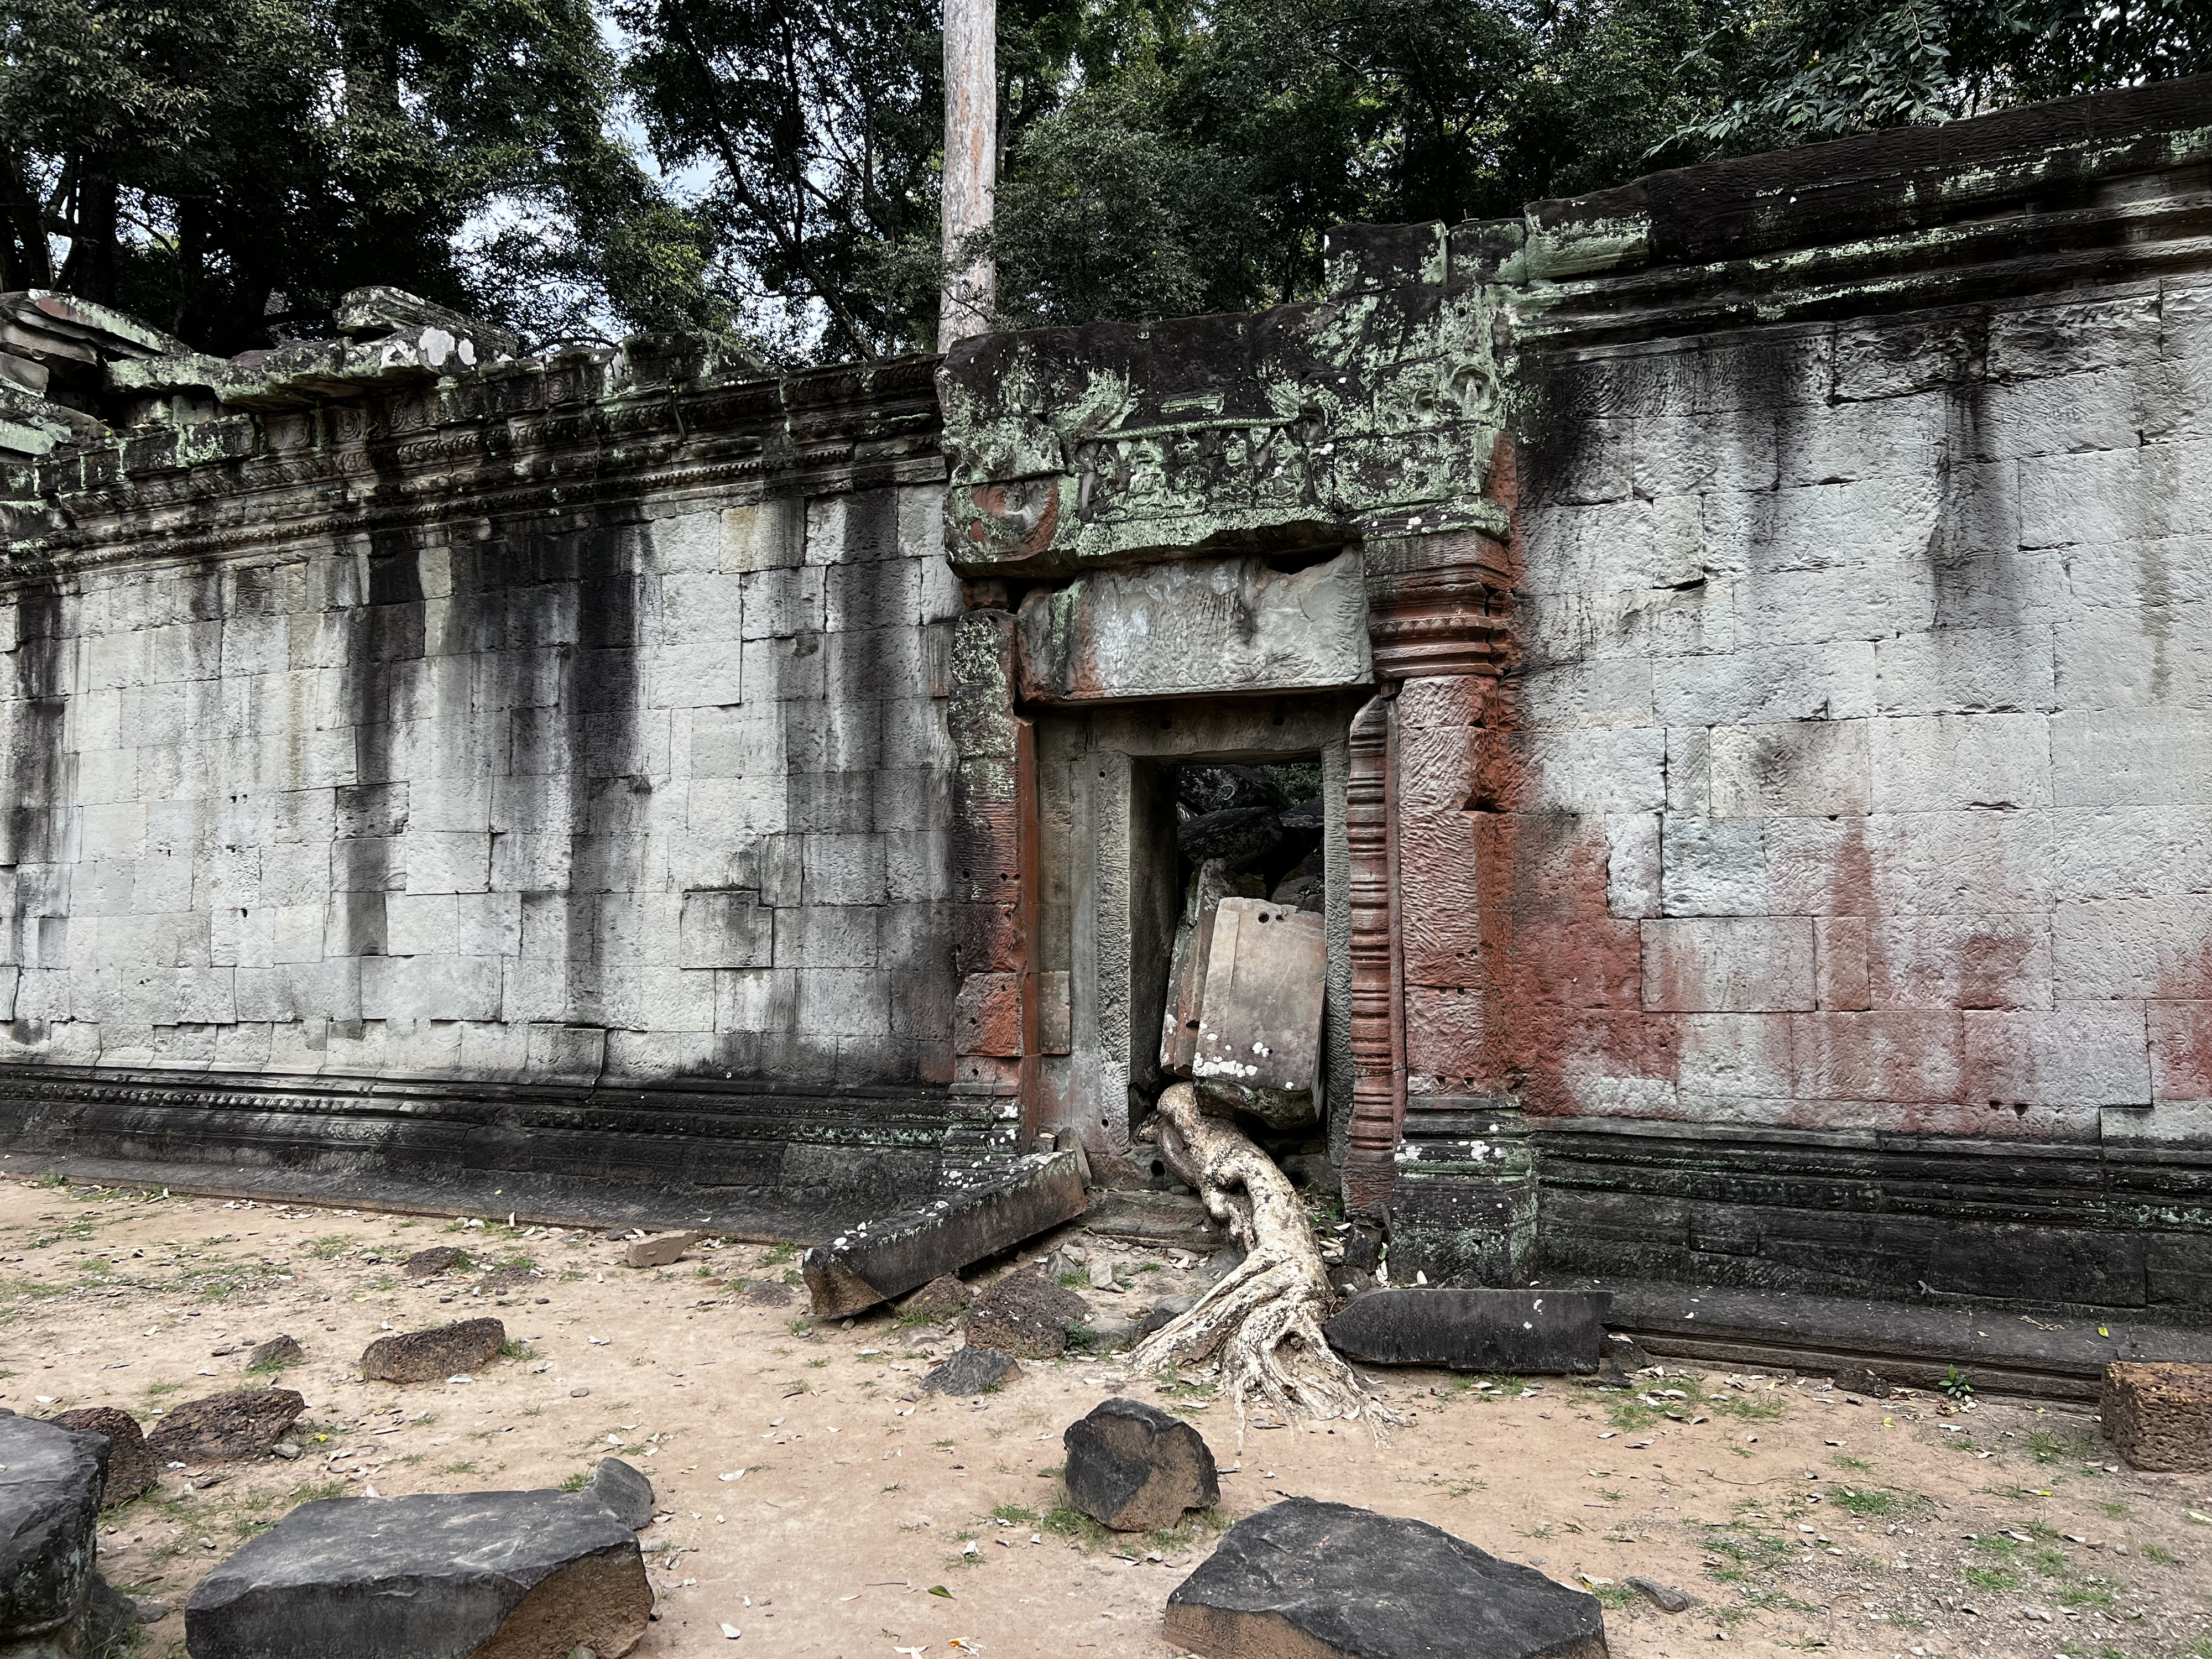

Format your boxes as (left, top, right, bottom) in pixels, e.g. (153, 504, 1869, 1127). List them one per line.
(1362, 528, 1512, 684)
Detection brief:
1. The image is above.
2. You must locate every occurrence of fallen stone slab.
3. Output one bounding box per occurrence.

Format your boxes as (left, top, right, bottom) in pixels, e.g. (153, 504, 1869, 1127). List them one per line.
(50, 1406, 156, 1506)
(1065, 1398, 1219, 1531)
(923, 1348, 1018, 1396)
(186, 1478, 653, 1659)
(403, 1246, 463, 1279)
(623, 1230, 702, 1270)
(801, 1150, 1086, 1318)
(2102, 1360, 2212, 1472)
(1323, 1289, 1611, 1374)
(1626, 1575, 1697, 1613)
(1165, 1497, 1608, 1659)
(0, 1415, 107, 1636)
(964, 1272, 1088, 1359)
(246, 1334, 304, 1370)
(360, 1318, 506, 1384)
(145, 1389, 306, 1462)
(898, 1275, 973, 1319)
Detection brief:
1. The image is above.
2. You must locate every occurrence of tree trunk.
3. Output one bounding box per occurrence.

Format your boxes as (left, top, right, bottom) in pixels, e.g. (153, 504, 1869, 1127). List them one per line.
(1126, 1083, 1389, 1441)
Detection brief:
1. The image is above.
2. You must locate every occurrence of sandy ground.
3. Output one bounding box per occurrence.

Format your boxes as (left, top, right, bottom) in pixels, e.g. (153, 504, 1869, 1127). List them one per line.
(2, 1174, 2209, 1659)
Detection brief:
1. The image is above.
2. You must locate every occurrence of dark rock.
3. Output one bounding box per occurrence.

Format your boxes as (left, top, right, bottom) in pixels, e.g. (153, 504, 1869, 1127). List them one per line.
(1833, 1365, 1892, 1399)
(964, 1272, 1088, 1359)
(1079, 1308, 1142, 1351)
(185, 1488, 650, 1659)
(623, 1230, 701, 1269)
(246, 1334, 304, 1370)
(1595, 1334, 1652, 1387)
(1279, 794, 1325, 831)
(0, 1415, 107, 1634)
(1177, 806, 1282, 869)
(1140, 1294, 1198, 1336)
(131, 1594, 170, 1623)
(1324, 1290, 1612, 1374)
(897, 1275, 973, 1319)
(474, 1265, 543, 1297)
(923, 1348, 1018, 1396)
(583, 1458, 654, 1530)
(145, 1390, 306, 1462)
(403, 1246, 463, 1280)
(50, 1406, 156, 1507)
(359, 1318, 505, 1384)
(801, 1150, 1086, 1318)
(1063, 1398, 1219, 1532)
(1272, 871, 1326, 912)
(1626, 1575, 1697, 1613)
(743, 1279, 795, 1306)
(1165, 1497, 1608, 1659)
(1178, 764, 1289, 817)
(78, 1571, 138, 1651)
(1202, 1248, 1245, 1282)
(1338, 1227, 1384, 1274)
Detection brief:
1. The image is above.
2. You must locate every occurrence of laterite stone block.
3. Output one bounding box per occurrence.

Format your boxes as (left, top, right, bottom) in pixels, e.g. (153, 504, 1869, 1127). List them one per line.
(2101, 1361, 2212, 1472)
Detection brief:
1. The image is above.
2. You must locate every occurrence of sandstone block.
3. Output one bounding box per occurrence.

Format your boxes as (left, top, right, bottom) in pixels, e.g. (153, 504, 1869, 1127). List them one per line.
(898, 1275, 972, 1319)
(145, 1390, 305, 1462)
(623, 1231, 702, 1269)
(403, 1246, 462, 1279)
(963, 1271, 1088, 1359)
(2101, 1360, 2212, 1472)
(1322, 1289, 1612, 1374)
(51, 1406, 157, 1507)
(1063, 1398, 1219, 1532)
(359, 1319, 505, 1384)
(1165, 1497, 1607, 1659)
(923, 1347, 1017, 1396)
(185, 1484, 651, 1659)
(1641, 916, 1814, 1013)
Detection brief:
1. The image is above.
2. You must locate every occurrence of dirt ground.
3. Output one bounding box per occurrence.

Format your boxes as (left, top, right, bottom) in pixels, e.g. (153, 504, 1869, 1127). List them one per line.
(2, 1173, 2208, 1659)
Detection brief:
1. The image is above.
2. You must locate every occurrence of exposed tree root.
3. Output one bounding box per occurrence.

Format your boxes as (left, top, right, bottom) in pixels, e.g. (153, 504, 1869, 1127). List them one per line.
(1126, 1083, 1393, 1443)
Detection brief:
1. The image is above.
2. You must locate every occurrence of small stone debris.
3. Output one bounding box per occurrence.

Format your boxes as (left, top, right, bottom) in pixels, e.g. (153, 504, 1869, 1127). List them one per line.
(1322, 1289, 1611, 1374)
(1626, 1576, 1697, 1613)
(2102, 1360, 2212, 1472)
(896, 1275, 973, 1319)
(571, 1389, 591, 1399)
(964, 1272, 1088, 1360)
(50, 1405, 157, 1506)
(922, 1347, 1018, 1397)
(581, 1458, 656, 1531)
(1063, 1398, 1219, 1532)
(800, 1149, 1086, 1317)
(1596, 1334, 1653, 1385)
(247, 1334, 304, 1369)
(185, 1468, 655, 1659)
(359, 1319, 505, 1384)
(1088, 1258, 1119, 1292)
(0, 1416, 139, 1655)
(402, 1246, 463, 1280)
(1832, 1366, 1892, 1399)
(271, 1442, 301, 1461)
(1165, 1498, 1608, 1659)
(131, 1597, 170, 1623)
(1140, 1294, 1198, 1337)
(145, 1390, 307, 1463)
(624, 1231, 703, 1270)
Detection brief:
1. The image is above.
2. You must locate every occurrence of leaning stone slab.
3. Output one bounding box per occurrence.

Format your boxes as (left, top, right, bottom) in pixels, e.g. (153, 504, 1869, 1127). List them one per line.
(0, 1416, 107, 1637)
(1165, 1497, 1608, 1659)
(186, 1479, 653, 1659)
(1322, 1289, 1611, 1374)
(623, 1230, 702, 1269)
(801, 1150, 1086, 1318)
(50, 1406, 156, 1507)
(1063, 1398, 1219, 1532)
(2102, 1360, 2212, 1472)
(360, 1318, 506, 1384)
(145, 1390, 305, 1462)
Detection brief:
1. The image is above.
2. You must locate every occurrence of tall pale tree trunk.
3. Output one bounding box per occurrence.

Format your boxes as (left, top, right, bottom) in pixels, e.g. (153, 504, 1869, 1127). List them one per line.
(939, 0, 994, 349)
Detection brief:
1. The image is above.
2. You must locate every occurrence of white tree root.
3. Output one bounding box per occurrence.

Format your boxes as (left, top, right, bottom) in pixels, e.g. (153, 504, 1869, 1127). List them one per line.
(1126, 1083, 1392, 1443)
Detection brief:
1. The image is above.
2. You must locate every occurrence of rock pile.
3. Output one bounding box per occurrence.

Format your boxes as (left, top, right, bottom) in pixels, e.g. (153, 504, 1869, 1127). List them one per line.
(964, 1272, 1087, 1359)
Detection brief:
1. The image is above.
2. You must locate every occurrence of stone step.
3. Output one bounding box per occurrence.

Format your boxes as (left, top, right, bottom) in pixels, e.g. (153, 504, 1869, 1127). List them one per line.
(1083, 1188, 1229, 1250)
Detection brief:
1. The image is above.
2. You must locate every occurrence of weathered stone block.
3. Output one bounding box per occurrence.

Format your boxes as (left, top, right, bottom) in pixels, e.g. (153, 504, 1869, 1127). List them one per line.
(1164, 1498, 1607, 1659)
(2101, 1361, 2212, 1472)
(800, 1151, 1086, 1316)
(51, 1406, 157, 1508)
(1322, 1289, 1611, 1373)
(0, 1415, 107, 1636)
(145, 1389, 306, 1462)
(1641, 916, 1814, 1013)
(923, 1347, 1017, 1395)
(1063, 1397, 1219, 1531)
(185, 1484, 651, 1659)
(963, 1270, 1088, 1359)
(623, 1230, 702, 1269)
(359, 1319, 505, 1384)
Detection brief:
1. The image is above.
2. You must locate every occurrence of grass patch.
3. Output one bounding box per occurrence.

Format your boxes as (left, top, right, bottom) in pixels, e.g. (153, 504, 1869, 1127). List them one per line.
(2141, 1542, 2177, 1566)
(2027, 1426, 2097, 1466)
(1832, 1488, 1896, 1517)
(1700, 1389, 1787, 1422)
(1586, 1582, 1640, 1611)
(2056, 1585, 2114, 1609)
(992, 1504, 1036, 1526)
(1606, 1397, 1665, 1432)
(2094, 1500, 2130, 1520)
(1830, 1454, 1872, 1472)
(757, 1243, 798, 1267)
(440, 1461, 477, 1475)
(1042, 1504, 1112, 1551)
(557, 1472, 588, 1492)
(1962, 1566, 2017, 1591)
(498, 1340, 541, 1363)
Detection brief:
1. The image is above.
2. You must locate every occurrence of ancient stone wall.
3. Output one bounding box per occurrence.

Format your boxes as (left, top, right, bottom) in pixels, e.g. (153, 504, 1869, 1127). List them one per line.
(0, 331, 962, 1225)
